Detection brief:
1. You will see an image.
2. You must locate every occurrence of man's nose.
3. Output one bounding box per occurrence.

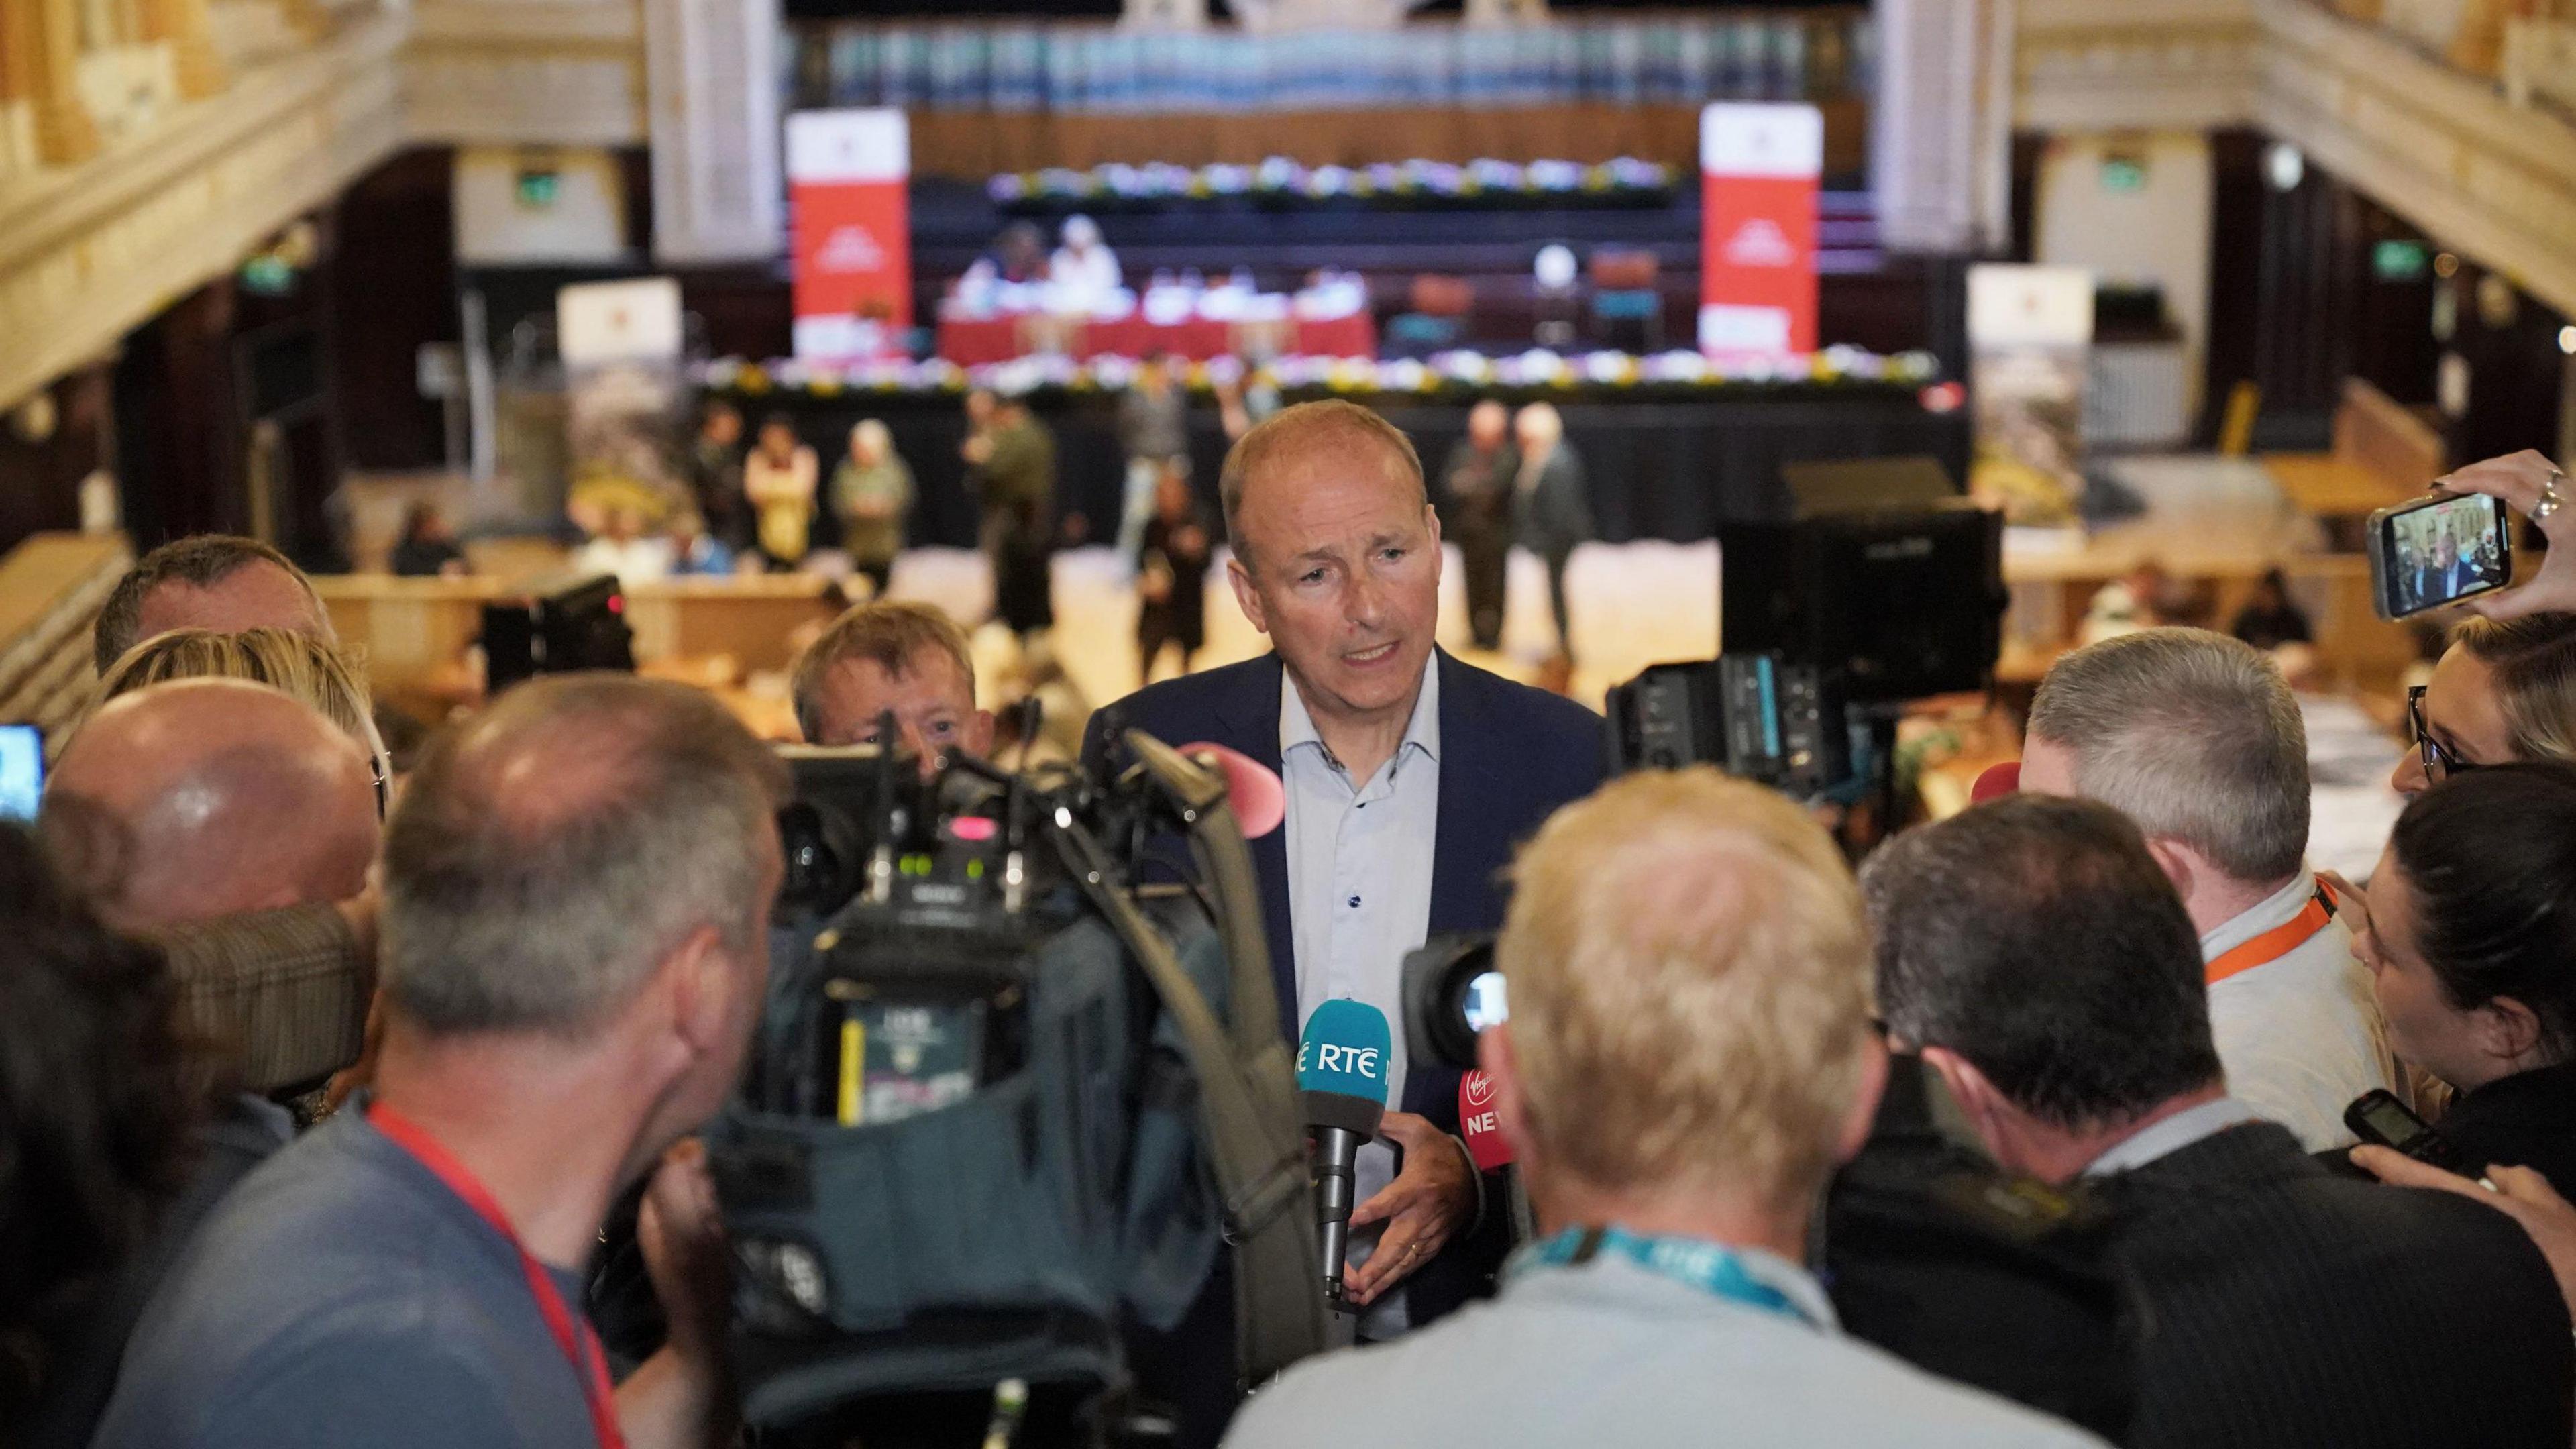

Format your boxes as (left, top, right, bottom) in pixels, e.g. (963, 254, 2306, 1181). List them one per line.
(900, 723, 941, 780)
(1344, 569, 1387, 627)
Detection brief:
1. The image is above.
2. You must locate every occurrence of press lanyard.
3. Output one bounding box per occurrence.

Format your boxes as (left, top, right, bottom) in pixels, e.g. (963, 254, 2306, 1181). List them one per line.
(1513, 1224, 1822, 1330)
(368, 1102, 627, 1449)
(2205, 881, 2339, 987)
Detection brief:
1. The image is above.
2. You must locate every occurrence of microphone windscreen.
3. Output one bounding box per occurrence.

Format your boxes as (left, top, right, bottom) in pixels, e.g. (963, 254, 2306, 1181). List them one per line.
(1297, 998, 1393, 1107)
(1970, 761, 2021, 804)
(1180, 741, 1286, 839)
(1458, 1069, 1512, 1170)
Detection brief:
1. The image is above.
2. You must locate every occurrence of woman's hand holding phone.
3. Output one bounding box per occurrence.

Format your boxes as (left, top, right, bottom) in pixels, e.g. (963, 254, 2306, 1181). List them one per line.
(2438, 451, 2575, 620)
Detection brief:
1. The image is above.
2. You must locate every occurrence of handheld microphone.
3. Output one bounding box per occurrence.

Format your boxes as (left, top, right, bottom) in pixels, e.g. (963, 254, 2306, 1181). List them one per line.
(1457, 1069, 1511, 1171)
(1970, 761, 2021, 804)
(1297, 999, 1393, 1303)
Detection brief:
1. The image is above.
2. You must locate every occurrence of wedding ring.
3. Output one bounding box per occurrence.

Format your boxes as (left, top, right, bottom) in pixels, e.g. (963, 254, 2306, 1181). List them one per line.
(2537, 470, 2567, 521)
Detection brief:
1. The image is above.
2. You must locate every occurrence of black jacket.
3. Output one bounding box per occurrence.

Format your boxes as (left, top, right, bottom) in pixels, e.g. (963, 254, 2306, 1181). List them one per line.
(2103, 1121, 2572, 1448)
(2436, 1060, 2576, 1197)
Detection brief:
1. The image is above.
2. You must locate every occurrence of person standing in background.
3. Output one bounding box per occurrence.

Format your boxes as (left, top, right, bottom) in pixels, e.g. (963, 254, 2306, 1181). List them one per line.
(1135, 460, 1213, 685)
(1438, 400, 1518, 653)
(1512, 402, 1594, 667)
(744, 414, 818, 572)
(1116, 354, 1190, 572)
(685, 401, 749, 553)
(831, 419, 913, 601)
(966, 392, 1057, 644)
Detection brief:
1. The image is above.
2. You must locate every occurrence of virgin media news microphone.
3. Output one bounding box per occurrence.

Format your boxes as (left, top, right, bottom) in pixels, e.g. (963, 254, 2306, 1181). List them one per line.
(1458, 1069, 1511, 1170)
(1298, 998, 1393, 1303)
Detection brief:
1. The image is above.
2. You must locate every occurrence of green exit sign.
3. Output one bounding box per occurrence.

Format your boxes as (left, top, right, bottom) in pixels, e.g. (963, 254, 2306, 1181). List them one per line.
(2374, 239, 2430, 281)
(2100, 156, 2148, 193)
(515, 169, 561, 208)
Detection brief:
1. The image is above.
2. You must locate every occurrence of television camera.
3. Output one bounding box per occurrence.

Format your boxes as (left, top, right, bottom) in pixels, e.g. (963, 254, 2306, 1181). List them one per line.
(702, 724, 1326, 1441)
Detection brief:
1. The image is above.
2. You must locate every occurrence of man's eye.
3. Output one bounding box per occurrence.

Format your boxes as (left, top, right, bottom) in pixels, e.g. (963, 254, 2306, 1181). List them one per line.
(1299, 569, 1326, 584)
(928, 720, 957, 739)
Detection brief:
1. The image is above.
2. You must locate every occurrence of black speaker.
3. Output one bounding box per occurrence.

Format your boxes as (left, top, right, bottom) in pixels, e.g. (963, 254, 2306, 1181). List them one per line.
(1721, 458, 2006, 704)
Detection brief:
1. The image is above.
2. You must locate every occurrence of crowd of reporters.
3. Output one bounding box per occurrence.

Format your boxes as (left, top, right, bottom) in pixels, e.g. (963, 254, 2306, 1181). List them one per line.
(9, 426, 2576, 1448)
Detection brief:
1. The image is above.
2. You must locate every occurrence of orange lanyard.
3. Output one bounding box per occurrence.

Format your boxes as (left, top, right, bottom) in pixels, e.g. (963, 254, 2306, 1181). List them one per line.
(368, 1102, 626, 1449)
(2206, 883, 2339, 987)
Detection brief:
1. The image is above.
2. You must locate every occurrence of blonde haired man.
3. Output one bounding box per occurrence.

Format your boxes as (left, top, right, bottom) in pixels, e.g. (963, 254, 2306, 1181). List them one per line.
(1222, 771, 2103, 1449)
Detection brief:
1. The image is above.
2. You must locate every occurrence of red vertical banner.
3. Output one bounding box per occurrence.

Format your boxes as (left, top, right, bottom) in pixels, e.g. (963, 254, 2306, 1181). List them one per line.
(787, 109, 912, 361)
(1699, 103, 1821, 359)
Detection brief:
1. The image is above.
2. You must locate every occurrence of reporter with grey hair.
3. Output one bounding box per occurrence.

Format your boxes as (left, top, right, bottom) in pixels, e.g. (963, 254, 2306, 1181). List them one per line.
(1224, 772, 2103, 1449)
(2016, 627, 2391, 1148)
(1863, 794, 2572, 1449)
(94, 675, 788, 1449)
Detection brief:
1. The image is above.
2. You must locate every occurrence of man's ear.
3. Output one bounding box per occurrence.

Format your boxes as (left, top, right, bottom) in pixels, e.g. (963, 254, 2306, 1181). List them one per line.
(1225, 555, 1269, 637)
(659, 923, 734, 1060)
(1920, 1046, 2017, 1169)
(2143, 836, 2197, 902)
(965, 708, 997, 758)
(1832, 1032, 1892, 1167)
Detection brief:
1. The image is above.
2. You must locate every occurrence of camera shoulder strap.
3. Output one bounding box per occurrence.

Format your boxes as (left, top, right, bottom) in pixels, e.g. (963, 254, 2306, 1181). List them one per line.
(1051, 814, 1328, 1391)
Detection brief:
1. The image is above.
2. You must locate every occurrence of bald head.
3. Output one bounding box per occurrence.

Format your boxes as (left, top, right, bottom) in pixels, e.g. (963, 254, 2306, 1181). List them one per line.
(44, 679, 378, 932)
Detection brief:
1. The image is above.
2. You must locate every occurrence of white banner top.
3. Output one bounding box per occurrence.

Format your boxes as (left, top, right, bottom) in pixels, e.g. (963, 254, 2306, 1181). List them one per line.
(1699, 103, 1823, 178)
(1967, 264, 2096, 348)
(557, 278, 684, 367)
(786, 109, 911, 186)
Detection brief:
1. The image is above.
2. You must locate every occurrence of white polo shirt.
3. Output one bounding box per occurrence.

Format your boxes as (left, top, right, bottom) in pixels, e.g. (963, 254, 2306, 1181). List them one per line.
(2201, 869, 2396, 1151)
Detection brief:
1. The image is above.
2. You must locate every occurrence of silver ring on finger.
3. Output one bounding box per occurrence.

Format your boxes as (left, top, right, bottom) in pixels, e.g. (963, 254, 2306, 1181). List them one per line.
(2536, 471, 2567, 521)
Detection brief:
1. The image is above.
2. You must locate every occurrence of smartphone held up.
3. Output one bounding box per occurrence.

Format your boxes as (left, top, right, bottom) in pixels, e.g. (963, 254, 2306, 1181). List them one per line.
(2369, 492, 2514, 621)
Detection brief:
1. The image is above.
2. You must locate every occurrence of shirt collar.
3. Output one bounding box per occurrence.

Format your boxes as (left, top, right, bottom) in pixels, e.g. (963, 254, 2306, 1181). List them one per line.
(1279, 653, 1441, 775)
(2082, 1096, 2267, 1177)
(1510, 1239, 1843, 1334)
(2198, 867, 2318, 961)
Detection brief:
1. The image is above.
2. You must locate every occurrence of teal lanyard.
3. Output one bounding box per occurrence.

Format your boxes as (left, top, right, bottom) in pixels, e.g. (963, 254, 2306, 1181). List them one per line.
(1513, 1225, 1821, 1331)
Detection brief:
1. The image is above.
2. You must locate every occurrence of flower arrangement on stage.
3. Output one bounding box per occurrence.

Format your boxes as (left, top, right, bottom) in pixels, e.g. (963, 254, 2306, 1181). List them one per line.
(987, 155, 1677, 215)
(700, 347, 1940, 404)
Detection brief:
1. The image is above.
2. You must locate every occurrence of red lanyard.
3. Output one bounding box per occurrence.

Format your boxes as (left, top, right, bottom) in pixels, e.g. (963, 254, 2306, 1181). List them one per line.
(368, 1102, 627, 1449)
(2206, 882, 2339, 987)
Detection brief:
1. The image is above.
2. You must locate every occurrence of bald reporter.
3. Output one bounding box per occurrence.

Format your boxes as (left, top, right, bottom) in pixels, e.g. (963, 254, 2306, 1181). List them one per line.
(1224, 772, 2101, 1448)
(95, 675, 786, 1449)
(44, 678, 378, 932)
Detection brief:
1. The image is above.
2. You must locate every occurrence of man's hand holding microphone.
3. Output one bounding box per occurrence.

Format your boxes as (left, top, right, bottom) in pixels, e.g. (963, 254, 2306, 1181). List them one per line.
(1297, 1000, 1481, 1311)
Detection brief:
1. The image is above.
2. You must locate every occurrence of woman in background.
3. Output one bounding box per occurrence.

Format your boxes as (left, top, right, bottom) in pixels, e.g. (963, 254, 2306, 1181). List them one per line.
(744, 413, 818, 570)
(2391, 613, 2576, 797)
(832, 419, 914, 600)
(2353, 763, 2576, 1193)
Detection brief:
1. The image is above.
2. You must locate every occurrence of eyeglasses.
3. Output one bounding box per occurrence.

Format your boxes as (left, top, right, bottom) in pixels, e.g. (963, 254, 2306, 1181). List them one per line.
(370, 750, 392, 820)
(2407, 685, 2478, 783)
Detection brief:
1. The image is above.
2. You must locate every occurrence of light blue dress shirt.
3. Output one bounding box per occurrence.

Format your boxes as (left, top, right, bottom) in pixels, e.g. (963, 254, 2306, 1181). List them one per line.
(1281, 657, 1441, 1332)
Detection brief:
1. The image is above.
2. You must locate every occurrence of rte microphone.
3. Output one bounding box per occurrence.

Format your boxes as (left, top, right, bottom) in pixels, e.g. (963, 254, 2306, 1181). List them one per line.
(1297, 998, 1393, 1305)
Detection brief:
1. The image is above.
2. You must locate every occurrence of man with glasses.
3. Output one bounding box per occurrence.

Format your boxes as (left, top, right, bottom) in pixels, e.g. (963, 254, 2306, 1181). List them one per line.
(2011, 629, 2396, 1150)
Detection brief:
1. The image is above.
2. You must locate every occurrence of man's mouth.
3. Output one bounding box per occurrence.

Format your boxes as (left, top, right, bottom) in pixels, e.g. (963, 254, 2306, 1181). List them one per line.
(1343, 640, 1400, 667)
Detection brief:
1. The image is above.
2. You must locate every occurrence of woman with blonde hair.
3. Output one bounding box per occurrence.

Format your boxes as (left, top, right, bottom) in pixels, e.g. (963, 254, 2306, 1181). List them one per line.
(96, 627, 390, 814)
(2392, 612, 2576, 797)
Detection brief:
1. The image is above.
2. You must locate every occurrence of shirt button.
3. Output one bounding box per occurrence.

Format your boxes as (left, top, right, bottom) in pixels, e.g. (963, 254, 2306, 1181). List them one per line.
(1348, 895, 1362, 908)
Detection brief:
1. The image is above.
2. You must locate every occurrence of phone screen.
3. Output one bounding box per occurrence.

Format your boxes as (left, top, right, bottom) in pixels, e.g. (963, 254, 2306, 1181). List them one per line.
(2355, 1092, 2432, 1153)
(2379, 493, 2510, 617)
(0, 724, 42, 823)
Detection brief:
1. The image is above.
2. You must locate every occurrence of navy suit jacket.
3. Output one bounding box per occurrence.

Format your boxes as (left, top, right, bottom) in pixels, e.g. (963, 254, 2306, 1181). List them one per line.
(1080, 648, 1604, 1321)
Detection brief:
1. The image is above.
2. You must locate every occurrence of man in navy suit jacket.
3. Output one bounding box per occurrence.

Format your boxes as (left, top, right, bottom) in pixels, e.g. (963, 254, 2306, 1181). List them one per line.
(1083, 401, 1603, 1346)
